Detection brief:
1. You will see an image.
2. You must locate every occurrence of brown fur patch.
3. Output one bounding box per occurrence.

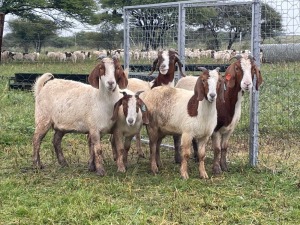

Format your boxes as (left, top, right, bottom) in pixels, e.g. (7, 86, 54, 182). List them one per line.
(187, 95, 199, 117)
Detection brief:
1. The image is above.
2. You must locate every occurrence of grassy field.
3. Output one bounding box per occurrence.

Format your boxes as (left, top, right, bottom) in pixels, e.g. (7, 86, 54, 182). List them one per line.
(0, 60, 299, 224)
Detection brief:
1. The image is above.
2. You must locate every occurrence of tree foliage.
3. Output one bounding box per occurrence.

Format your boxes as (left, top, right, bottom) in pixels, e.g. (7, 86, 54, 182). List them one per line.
(8, 18, 59, 52)
(1, 0, 100, 28)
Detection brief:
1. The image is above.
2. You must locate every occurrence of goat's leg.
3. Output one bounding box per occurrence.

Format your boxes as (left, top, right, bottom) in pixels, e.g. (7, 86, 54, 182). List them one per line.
(197, 136, 209, 179)
(90, 132, 105, 176)
(173, 134, 181, 164)
(113, 131, 126, 173)
(220, 134, 230, 172)
(180, 133, 192, 179)
(124, 136, 133, 168)
(135, 132, 145, 158)
(146, 125, 159, 174)
(32, 120, 51, 169)
(192, 138, 199, 162)
(53, 130, 68, 167)
(109, 134, 117, 161)
(87, 134, 96, 172)
(211, 132, 222, 175)
(156, 137, 163, 168)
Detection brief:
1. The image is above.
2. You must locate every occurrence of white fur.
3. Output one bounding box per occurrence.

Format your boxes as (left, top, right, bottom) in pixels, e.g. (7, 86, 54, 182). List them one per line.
(32, 58, 122, 175)
(141, 69, 220, 179)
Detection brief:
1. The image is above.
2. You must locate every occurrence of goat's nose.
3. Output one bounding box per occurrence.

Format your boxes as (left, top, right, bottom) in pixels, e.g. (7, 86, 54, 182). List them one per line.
(210, 93, 216, 99)
(244, 81, 251, 86)
(128, 118, 134, 125)
(160, 64, 166, 69)
(108, 81, 115, 86)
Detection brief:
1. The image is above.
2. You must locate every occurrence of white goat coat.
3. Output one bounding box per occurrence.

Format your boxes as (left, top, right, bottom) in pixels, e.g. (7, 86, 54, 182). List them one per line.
(34, 75, 120, 135)
(140, 86, 217, 139)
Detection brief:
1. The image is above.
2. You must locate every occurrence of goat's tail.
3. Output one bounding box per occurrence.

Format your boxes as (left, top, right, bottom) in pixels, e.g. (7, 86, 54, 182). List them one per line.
(33, 73, 54, 97)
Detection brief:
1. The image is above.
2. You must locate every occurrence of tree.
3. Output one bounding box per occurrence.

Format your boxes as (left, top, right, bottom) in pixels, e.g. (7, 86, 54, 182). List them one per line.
(1, 0, 100, 28)
(8, 18, 59, 52)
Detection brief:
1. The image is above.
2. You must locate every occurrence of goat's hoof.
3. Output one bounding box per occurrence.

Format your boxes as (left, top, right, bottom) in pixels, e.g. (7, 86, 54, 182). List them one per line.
(212, 165, 222, 175)
(199, 171, 209, 179)
(220, 163, 229, 172)
(117, 166, 126, 173)
(96, 168, 106, 176)
(88, 163, 96, 172)
(59, 161, 69, 167)
(151, 165, 159, 175)
(181, 172, 189, 180)
(33, 162, 44, 170)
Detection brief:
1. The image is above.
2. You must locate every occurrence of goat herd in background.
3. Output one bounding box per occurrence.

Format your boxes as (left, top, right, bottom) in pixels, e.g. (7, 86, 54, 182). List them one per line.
(32, 49, 263, 179)
(1, 48, 264, 64)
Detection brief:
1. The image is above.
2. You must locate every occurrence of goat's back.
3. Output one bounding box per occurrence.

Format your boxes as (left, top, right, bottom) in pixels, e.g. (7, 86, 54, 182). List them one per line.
(140, 86, 216, 137)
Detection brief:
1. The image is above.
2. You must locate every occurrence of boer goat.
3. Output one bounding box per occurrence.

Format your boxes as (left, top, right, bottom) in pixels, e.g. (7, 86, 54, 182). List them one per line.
(148, 49, 186, 88)
(32, 56, 128, 176)
(140, 68, 224, 179)
(126, 49, 186, 158)
(174, 55, 263, 174)
(109, 90, 149, 172)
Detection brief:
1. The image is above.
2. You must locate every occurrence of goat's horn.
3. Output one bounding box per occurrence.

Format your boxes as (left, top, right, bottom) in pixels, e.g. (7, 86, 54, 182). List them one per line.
(112, 55, 119, 61)
(229, 54, 242, 61)
(120, 91, 128, 96)
(198, 67, 207, 71)
(135, 90, 144, 98)
(97, 54, 107, 60)
(248, 55, 256, 61)
(215, 67, 220, 72)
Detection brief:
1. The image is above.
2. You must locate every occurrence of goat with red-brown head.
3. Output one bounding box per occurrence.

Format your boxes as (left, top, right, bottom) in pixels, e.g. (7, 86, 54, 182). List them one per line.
(148, 49, 186, 88)
(88, 55, 128, 90)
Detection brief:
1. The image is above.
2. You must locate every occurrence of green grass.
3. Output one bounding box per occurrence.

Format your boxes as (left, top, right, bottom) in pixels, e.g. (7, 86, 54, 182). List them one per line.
(0, 60, 299, 224)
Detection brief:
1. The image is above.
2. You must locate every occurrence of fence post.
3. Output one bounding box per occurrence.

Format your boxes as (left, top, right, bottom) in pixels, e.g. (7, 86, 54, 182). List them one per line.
(178, 3, 186, 79)
(123, 9, 130, 70)
(249, 0, 261, 166)
(0, 12, 5, 63)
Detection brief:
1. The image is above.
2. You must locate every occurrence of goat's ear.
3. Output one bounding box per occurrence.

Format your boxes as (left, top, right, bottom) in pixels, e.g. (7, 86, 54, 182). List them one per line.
(194, 75, 205, 101)
(255, 68, 263, 90)
(137, 98, 149, 124)
(88, 64, 102, 88)
(111, 98, 123, 121)
(218, 76, 226, 103)
(117, 71, 128, 89)
(187, 95, 199, 117)
(224, 64, 236, 88)
(148, 58, 158, 76)
(176, 56, 186, 77)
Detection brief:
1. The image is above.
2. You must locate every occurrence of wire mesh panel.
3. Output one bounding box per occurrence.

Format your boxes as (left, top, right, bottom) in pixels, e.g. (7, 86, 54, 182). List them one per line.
(124, 0, 300, 168)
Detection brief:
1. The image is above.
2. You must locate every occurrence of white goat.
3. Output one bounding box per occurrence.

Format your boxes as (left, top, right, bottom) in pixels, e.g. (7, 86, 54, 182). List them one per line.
(32, 56, 128, 176)
(140, 68, 224, 179)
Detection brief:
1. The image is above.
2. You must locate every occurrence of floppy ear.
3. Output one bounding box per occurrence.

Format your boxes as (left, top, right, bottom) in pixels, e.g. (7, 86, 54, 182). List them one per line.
(175, 54, 186, 77)
(194, 75, 205, 101)
(111, 98, 123, 121)
(224, 64, 236, 88)
(88, 64, 102, 88)
(112, 57, 128, 89)
(255, 68, 263, 91)
(137, 98, 149, 124)
(148, 58, 158, 76)
(135, 91, 149, 124)
(118, 71, 128, 89)
(218, 77, 226, 103)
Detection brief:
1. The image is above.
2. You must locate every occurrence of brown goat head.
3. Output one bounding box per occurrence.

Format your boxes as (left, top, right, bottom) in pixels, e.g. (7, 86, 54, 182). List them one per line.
(226, 55, 263, 91)
(148, 49, 186, 77)
(88, 56, 128, 89)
